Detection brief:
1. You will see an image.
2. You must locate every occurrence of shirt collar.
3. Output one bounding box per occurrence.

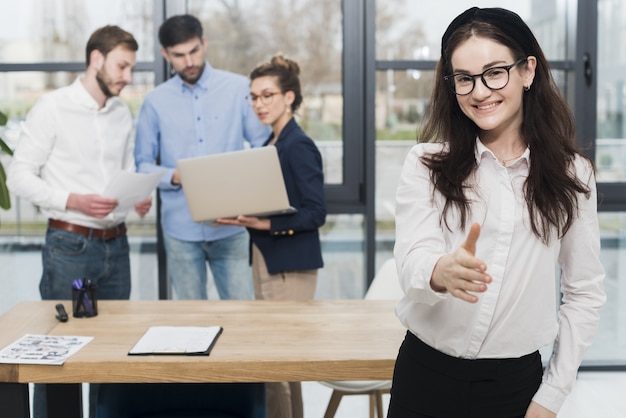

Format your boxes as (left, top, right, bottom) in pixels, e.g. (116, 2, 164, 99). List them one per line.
(70, 76, 120, 112)
(176, 61, 212, 93)
(474, 137, 530, 167)
(265, 117, 297, 146)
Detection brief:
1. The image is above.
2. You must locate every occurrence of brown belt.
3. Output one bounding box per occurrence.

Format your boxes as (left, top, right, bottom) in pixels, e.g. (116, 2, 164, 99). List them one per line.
(48, 219, 127, 240)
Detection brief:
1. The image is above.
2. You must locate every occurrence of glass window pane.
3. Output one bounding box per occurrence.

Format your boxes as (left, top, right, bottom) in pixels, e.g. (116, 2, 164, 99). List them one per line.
(376, 0, 566, 61)
(374, 69, 431, 272)
(596, 0, 626, 183)
(368, 65, 436, 292)
(186, 0, 344, 184)
(591, 212, 626, 362)
(318, 214, 366, 299)
(0, 0, 155, 63)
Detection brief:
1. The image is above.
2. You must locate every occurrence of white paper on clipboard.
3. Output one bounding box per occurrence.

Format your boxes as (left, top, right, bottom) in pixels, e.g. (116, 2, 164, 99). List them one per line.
(128, 326, 223, 356)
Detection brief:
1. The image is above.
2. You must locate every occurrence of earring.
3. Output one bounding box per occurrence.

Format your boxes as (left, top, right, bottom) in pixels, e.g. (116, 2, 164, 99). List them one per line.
(524, 85, 530, 92)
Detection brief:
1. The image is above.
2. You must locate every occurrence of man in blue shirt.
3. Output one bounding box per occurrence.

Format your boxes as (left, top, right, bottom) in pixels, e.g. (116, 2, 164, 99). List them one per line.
(135, 14, 269, 300)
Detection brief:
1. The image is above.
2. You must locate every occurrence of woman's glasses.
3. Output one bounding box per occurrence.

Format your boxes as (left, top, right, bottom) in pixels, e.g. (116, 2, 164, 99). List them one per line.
(444, 58, 526, 96)
(246, 91, 282, 106)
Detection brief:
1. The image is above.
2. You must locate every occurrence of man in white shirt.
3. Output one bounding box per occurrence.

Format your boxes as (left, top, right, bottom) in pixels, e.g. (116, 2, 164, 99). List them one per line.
(7, 25, 151, 418)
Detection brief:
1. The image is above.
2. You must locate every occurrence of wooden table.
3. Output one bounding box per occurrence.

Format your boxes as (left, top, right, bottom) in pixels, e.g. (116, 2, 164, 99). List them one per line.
(0, 300, 405, 418)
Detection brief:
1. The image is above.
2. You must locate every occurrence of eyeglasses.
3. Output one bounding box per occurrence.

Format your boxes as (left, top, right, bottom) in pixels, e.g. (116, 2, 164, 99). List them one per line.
(443, 58, 526, 96)
(246, 91, 282, 106)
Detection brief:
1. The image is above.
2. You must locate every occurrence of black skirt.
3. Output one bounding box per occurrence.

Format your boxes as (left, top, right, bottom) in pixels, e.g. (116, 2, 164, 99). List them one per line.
(387, 331, 543, 418)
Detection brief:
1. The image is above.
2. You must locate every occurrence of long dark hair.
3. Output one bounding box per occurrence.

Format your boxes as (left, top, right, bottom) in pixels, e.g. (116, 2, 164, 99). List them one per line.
(420, 8, 592, 244)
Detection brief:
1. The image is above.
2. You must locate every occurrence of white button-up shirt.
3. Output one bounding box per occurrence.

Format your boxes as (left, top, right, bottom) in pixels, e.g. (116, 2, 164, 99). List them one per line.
(394, 140, 605, 413)
(8, 77, 135, 228)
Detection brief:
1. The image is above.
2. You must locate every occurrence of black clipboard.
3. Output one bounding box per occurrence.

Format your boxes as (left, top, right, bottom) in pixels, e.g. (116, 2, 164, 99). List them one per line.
(128, 326, 223, 356)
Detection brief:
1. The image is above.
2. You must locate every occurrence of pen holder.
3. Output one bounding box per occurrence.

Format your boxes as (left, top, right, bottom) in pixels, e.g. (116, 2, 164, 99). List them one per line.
(72, 279, 98, 318)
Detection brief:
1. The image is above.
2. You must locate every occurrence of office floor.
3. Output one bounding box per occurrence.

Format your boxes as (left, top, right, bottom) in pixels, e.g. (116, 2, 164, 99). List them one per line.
(301, 372, 626, 417)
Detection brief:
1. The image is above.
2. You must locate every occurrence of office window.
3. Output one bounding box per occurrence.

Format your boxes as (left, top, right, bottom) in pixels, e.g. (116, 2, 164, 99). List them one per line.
(596, 0, 626, 182)
(593, 212, 626, 363)
(375, 0, 566, 62)
(0, 0, 155, 63)
(317, 214, 367, 299)
(374, 68, 434, 266)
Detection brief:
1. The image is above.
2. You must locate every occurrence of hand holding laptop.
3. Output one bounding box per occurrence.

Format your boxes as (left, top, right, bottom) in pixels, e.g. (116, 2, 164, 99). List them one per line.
(177, 147, 297, 223)
(214, 215, 271, 230)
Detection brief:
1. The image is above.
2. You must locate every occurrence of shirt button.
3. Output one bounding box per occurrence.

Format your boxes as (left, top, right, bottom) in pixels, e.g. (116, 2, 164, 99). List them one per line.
(288, 230, 294, 235)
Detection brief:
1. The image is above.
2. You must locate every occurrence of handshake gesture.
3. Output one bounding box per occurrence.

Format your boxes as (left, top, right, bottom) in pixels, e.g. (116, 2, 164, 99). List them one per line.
(430, 223, 492, 303)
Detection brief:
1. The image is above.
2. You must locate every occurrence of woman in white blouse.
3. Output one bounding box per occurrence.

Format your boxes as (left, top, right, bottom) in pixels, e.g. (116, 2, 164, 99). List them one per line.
(390, 7, 605, 418)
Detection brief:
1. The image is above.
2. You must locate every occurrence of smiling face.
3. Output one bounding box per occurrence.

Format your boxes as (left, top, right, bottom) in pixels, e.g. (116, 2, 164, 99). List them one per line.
(249, 76, 294, 132)
(450, 36, 536, 142)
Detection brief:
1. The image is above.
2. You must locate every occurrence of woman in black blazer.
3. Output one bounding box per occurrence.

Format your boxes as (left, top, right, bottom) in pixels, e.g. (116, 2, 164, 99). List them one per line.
(216, 54, 326, 418)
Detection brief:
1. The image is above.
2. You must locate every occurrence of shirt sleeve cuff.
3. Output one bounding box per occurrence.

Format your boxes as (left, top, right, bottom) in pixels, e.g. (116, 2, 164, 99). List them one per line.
(55, 190, 71, 211)
(160, 168, 181, 190)
(532, 382, 567, 414)
(404, 253, 448, 305)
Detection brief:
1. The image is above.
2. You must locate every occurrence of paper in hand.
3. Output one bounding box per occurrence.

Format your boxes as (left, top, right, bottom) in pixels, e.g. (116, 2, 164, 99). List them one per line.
(103, 170, 165, 214)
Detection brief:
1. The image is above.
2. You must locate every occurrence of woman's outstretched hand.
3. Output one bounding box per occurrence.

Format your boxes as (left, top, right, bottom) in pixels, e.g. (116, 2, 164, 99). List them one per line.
(430, 223, 492, 303)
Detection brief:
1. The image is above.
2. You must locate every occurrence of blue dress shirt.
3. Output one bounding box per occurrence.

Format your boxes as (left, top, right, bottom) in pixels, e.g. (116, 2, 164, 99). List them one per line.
(135, 62, 270, 242)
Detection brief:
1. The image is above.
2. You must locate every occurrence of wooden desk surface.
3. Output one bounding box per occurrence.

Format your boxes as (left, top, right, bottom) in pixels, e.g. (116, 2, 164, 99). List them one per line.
(0, 300, 405, 384)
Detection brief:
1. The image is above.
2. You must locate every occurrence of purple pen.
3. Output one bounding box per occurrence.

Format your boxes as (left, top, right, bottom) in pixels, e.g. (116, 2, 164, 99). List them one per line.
(73, 278, 94, 316)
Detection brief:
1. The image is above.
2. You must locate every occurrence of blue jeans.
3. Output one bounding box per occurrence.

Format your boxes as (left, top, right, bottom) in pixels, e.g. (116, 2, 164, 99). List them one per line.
(39, 227, 131, 300)
(35, 226, 131, 418)
(163, 230, 252, 300)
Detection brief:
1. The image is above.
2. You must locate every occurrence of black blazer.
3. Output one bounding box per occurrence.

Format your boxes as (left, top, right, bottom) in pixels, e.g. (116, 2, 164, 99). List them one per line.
(248, 118, 326, 274)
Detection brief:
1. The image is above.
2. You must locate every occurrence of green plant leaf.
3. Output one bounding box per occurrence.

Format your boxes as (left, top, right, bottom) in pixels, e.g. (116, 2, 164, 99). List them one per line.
(0, 110, 13, 210)
(0, 110, 13, 155)
(0, 136, 13, 156)
(0, 161, 11, 210)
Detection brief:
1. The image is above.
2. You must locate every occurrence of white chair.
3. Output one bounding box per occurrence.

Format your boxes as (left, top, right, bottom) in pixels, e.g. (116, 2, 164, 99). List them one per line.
(320, 258, 403, 418)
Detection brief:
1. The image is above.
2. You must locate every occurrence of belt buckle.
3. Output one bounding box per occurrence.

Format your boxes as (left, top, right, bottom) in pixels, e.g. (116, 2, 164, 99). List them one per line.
(102, 224, 122, 240)
(103, 227, 116, 240)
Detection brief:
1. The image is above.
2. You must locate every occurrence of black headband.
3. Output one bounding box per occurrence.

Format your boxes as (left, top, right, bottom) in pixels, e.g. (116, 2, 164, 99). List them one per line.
(441, 7, 536, 60)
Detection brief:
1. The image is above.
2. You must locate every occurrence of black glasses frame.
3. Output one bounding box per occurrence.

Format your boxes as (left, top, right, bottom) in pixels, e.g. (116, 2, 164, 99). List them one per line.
(443, 58, 527, 96)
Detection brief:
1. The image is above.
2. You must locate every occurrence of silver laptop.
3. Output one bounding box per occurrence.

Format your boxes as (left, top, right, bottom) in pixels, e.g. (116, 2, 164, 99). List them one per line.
(177, 146, 296, 223)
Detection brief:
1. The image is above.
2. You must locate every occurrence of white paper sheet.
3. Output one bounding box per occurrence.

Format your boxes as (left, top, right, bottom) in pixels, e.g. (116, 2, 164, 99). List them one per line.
(103, 170, 165, 214)
(0, 334, 93, 365)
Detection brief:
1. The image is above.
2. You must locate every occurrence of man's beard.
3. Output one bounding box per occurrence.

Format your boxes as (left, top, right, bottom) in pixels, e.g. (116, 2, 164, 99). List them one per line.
(178, 62, 205, 85)
(96, 69, 116, 98)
